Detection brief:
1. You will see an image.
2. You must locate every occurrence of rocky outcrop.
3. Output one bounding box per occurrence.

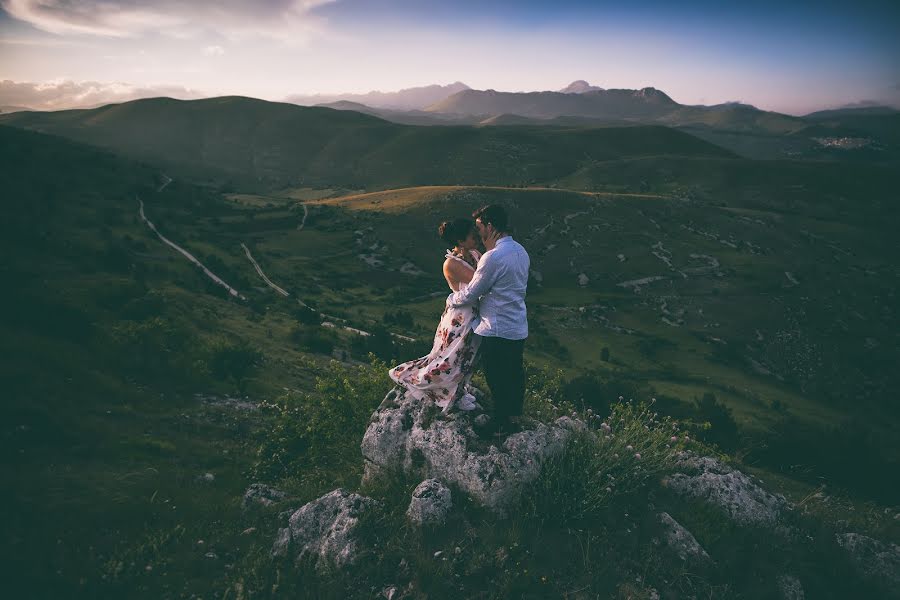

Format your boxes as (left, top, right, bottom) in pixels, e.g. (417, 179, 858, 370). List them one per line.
(406, 479, 453, 526)
(776, 574, 805, 600)
(664, 453, 789, 527)
(835, 532, 900, 597)
(242, 483, 287, 510)
(361, 386, 585, 514)
(272, 488, 379, 572)
(655, 512, 712, 567)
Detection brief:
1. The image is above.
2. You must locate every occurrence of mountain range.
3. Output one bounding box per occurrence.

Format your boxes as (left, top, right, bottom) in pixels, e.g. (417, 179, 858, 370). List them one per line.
(286, 81, 471, 111)
(0, 95, 732, 190)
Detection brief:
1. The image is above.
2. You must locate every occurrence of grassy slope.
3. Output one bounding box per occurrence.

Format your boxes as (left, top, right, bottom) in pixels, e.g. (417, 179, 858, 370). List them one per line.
(2, 121, 898, 597)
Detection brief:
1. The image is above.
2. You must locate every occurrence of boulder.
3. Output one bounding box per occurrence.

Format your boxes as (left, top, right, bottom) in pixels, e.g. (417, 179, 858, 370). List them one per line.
(664, 453, 789, 527)
(272, 488, 379, 572)
(776, 574, 804, 600)
(835, 532, 900, 597)
(361, 386, 584, 514)
(242, 483, 287, 510)
(407, 479, 453, 526)
(655, 512, 712, 567)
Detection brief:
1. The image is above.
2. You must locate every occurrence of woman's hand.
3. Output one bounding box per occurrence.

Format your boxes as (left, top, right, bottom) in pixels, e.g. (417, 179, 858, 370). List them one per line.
(482, 228, 501, 251)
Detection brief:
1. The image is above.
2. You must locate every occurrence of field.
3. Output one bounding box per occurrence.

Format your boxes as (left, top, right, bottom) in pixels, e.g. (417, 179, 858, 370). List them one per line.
(2, 117, 898, 597)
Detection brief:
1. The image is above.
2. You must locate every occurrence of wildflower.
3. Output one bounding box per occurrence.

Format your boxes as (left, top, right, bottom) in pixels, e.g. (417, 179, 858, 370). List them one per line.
(626, 445, 633, 451)
(634, 453, 642, 459)
(670, 436, 678, 442)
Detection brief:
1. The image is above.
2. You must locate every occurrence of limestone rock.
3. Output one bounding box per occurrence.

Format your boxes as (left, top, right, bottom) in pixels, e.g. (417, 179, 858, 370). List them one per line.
(242, 483, 287, 510)
(656, 512, 712, 566)
(274, 488, 379, 572)
(407, 479, 453, 526)
(776, 574, 804, 600)
(664, 453, 789, 527)
(361, 386, 584, 514)
(835, 532, 900, 596)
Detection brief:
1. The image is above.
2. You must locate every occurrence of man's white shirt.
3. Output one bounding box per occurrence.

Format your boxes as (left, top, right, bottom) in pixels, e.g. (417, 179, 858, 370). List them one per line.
(448, 236, 529, 340)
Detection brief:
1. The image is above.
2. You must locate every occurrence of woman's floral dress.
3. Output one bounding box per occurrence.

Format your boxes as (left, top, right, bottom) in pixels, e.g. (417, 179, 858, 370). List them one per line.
(389, 249, 482, 410)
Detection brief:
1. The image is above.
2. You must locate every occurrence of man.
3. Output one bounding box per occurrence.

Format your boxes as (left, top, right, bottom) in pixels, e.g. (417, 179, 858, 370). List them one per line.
(448, 204, 530, 436)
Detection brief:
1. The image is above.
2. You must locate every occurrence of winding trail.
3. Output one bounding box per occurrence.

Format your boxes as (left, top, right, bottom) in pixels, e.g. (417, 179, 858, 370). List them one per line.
(138, 196, 246, 300)
(157, 174, 172, 192)
(297, 202, 309, 231)
(241, 243, 290, 297)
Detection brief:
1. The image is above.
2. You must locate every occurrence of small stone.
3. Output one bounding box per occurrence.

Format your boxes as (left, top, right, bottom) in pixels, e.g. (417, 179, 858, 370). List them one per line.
(407, 479, 453, 526)
(242, 483, 287, 510)
(205, 552, 218, 559)
(776, 574, 804, 600)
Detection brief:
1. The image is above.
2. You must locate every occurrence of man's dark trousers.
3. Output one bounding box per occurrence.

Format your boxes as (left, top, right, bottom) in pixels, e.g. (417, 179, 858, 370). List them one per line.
(479, 335, 526, 426)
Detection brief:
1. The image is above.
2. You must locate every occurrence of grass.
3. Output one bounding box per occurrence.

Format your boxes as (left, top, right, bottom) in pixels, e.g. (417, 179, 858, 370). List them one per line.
(2, 122, 898, 597)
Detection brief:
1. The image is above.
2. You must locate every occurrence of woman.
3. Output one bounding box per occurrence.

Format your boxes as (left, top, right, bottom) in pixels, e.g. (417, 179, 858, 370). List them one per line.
(389, 218, 483, 413)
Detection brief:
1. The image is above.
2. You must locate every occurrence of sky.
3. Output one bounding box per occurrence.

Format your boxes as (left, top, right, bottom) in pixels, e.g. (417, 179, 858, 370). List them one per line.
(1, 0, 898, 114)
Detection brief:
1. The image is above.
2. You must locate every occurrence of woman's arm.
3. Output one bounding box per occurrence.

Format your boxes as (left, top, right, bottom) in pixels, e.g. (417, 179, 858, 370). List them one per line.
(443, 258, 475, 290)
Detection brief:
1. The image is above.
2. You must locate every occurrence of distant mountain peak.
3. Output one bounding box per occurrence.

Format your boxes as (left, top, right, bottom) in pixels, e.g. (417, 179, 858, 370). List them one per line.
(560, 80, 604, 94)
(285, 82, 471, 111)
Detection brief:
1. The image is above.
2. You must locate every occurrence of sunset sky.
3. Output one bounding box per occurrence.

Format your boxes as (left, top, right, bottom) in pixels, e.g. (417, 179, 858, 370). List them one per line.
(1, 0, 898, 114)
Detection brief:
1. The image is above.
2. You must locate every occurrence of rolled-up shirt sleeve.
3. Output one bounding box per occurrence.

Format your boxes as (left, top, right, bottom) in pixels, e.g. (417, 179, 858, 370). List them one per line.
(449, 251, 501, 307)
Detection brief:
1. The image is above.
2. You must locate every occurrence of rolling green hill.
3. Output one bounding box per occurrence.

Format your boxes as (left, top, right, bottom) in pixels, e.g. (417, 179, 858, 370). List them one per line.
(0, 96, 734, 191)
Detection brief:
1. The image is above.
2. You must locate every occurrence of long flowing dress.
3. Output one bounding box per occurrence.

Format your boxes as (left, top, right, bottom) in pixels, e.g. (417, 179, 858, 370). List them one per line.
(388, 249, 482, 410)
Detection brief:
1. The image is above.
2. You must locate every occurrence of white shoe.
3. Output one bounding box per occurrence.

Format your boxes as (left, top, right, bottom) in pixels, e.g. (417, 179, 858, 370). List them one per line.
(458, 393, 479, 412)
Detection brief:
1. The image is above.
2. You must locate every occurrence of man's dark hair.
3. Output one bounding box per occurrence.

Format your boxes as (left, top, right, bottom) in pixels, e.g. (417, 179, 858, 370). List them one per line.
(438, 218, 476, 246)
(472, 204, 509, 233)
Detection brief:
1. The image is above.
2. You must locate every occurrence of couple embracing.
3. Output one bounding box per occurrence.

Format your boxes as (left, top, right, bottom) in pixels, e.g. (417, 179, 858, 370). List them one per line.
(389, 205, 530, 438)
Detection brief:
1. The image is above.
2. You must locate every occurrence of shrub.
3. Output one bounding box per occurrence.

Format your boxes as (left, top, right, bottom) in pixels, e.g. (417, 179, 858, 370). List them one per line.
(291, 327, 335, 355)
(254, 356, 391, 482)
(208, 339, 262, 394)
(523, 399, 687, 523)
(292, 305, 321, 325)
(693, 392, 740, 451)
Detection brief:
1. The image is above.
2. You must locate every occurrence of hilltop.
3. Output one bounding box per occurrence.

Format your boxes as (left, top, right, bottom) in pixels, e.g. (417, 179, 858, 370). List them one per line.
(0, 96, 733, 190)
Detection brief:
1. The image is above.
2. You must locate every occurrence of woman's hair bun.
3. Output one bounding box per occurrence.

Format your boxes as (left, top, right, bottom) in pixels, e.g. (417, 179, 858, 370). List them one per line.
(438, 217, 475, 246)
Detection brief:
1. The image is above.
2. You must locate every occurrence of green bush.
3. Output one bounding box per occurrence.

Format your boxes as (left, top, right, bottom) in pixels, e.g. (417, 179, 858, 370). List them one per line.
(254, 356, 391, 482)
(693, 392, 739, 451)
(208, 339, 263, 393)
(523, 399, 687, 523)
(290, 326, 336, 355)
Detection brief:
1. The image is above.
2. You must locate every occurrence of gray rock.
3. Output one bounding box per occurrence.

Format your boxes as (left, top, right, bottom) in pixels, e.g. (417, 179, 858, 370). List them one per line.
(776, 574, 804, 600)
(361, 386, 585, 514)
(656, 512, 712, 566)
(275, 488, 379, 572)
(664, 453, 789, 527)
(271, 527, 291, 558)
(836, 532, 900, 596)
(407, 479, 453, 526)
(242, 483, 287, 510)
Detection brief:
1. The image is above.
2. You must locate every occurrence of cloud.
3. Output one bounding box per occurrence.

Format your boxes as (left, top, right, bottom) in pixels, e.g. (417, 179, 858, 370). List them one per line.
(202, 45, 225, 56)
(0, 79, 209, 110)
(838, 99, 885, 109)
(0, 0, 336, 41)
